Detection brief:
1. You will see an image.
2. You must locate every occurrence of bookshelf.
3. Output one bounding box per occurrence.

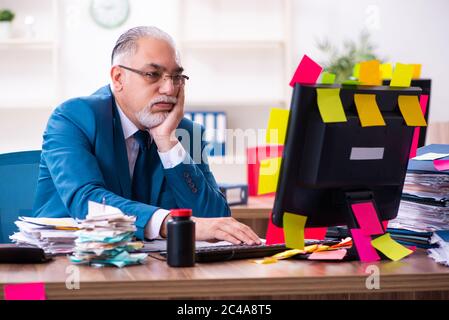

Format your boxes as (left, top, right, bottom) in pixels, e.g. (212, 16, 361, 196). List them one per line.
(0, 0, 60, 110)
(176, 0, 293, 182)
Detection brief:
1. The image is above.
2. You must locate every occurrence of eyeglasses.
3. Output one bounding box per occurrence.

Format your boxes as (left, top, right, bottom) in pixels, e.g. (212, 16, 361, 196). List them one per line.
(118, 65, 189, 86)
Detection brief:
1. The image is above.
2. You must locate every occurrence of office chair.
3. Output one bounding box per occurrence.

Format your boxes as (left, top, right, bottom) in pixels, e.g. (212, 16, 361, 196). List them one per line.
(0, 150, 41, 243)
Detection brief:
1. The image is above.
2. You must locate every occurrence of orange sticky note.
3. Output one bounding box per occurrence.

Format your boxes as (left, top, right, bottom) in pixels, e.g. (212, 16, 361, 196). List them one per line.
(412, 64, 422, 79)
(371, 233, 413, 261)
(316, 88, 347, 123)
(266, 108, 290, 145)
(398, 95, 427, 126)
(359, 60, 381, 85)
(354, 94, 386, 127)
(390, 63, 414, 87)
(283, 212, 307, 250)
(380, 63, 393, 79)
(258, 157, 282, 195)
(4, 283, 46, 300)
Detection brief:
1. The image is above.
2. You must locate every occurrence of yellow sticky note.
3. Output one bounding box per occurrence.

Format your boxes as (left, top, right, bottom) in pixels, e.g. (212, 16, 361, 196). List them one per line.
(283, 212, 307, 250)
(354, 94, 386, 127)
(353, 63, 360, 78)
(380, 63, 393, 79)
(316, 88, 347, 123)
(412, 64, 422, 79)
(390, 63, 414, 87)
(265, 108, 290, 145)
(251, 257, 278, 264)
(272, 249, 305, 260)
(359, 60, 381, 85)
(371, 233, 413, 261)
(398, 95, 427, 126)
(257, 157, 282, 195)
(321, 72, 336, 84)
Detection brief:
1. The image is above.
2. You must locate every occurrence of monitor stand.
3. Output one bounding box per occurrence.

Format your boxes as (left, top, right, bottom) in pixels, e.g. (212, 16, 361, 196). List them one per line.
(343, 190, 387, 261)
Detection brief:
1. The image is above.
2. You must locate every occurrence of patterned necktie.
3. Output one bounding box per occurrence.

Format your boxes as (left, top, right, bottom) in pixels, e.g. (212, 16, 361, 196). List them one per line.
(131, 130, 153, 204)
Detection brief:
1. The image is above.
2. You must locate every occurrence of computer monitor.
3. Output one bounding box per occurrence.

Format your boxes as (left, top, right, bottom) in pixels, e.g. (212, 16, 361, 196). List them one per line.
(383, 79, 431, 148)
(271, 84, 423, 231)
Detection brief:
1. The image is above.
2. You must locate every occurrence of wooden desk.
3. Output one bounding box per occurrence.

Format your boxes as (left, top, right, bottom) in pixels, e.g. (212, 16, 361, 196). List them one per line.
(1, 250, 448, 299)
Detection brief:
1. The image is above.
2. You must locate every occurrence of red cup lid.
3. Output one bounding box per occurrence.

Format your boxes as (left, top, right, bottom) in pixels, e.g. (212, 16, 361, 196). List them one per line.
(170, 209, 192, 217)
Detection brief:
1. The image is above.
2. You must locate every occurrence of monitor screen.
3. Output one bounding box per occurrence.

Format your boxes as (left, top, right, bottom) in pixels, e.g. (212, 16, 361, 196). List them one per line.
(272, 84, 422, 228)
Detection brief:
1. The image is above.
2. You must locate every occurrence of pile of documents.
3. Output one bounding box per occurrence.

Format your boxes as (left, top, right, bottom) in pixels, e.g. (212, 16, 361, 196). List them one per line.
(428, 230, 449, 266)
(10, 217, 79, 254)
(70, 201, 147, 268)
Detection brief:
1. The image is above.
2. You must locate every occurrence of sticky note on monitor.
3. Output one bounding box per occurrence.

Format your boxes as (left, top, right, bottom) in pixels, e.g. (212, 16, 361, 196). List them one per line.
(316, 88, 347, 123)
(321, 72, 336, 84)
(398, 95, 427, 126)
(380, 63, 393, 79)
(354, 94, 386, 127)
(265, 211, 285, 245)
(371, 233, 413, 261)
(359, 60, 381, 85)
(289, 54, 323, 87)
(258, 157, 282, 195)
(266, 108, 290, 145)
(390, 63, 414, 87)
(283, 212, 307, 250)
(351, 229, 381, 262)
(4, 283, 46, 300)
(353, 63, 360, 79)
(412, 64, 422, 79)
(351, 201, 384, 235)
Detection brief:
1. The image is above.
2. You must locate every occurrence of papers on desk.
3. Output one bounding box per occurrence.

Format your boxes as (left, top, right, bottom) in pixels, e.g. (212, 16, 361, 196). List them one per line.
(10, 218, 79, 255)
(69, 201, 146, 268)
(428, 230, 449, 267)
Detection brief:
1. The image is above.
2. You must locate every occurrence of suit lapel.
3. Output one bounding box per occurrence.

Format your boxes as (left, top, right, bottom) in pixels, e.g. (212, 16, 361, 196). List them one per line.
(111, 98, 132, 199)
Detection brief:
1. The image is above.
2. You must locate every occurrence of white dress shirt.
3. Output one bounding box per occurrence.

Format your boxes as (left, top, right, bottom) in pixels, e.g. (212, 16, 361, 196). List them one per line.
(116, 103, 187, 239)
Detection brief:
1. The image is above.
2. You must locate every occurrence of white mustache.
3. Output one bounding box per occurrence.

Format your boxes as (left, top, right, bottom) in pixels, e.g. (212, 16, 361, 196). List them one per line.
(150, 96, 177, 107)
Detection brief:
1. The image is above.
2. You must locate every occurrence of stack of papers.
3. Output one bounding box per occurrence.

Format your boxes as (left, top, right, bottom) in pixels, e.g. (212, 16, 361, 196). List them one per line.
(69, 201, 147, 268)
(428, 230, 449, 266)
(10, 217, 79, 255)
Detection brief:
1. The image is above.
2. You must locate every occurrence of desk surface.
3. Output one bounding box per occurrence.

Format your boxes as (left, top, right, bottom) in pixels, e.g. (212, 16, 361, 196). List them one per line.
(1, 250, 449, 299)
(231, 196, 274, 219)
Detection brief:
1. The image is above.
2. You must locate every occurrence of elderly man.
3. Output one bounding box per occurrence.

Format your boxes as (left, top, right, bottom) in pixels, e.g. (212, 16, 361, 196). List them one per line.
(33, 26, 260, 245)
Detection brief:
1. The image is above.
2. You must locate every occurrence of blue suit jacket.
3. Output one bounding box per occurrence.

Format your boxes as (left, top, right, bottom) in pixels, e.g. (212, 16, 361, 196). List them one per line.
(33, 85, 230, 239)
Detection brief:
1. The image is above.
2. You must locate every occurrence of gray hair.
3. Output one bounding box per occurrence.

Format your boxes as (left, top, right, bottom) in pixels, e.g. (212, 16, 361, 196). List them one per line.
(111, 26, 178, 65)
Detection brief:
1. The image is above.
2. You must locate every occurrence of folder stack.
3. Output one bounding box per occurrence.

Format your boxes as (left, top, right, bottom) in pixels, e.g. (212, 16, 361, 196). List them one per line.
(388, 144, 449, 249)
(185, 111, 226, 156)
(69, 201, 147, 268)
(9, 217, 79, 255)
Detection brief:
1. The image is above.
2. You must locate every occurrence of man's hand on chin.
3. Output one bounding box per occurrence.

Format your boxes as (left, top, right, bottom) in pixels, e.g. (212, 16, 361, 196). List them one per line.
(150, 85, 185, 152)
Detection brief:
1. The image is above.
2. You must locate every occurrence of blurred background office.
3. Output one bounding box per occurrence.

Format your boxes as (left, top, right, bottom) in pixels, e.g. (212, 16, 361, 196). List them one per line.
(0, 0, 448, 183)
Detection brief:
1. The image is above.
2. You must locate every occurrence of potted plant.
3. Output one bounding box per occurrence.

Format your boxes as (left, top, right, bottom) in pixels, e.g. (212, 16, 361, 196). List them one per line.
(0, 9, 15, 39)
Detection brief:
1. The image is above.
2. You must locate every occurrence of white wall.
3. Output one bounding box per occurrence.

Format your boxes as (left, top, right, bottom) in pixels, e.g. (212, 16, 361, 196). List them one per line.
(292, 0, 449, 123)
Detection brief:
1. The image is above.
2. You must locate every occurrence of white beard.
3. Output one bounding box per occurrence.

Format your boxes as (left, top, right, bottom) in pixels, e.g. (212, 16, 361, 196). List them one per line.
(135, 106, 169, 129)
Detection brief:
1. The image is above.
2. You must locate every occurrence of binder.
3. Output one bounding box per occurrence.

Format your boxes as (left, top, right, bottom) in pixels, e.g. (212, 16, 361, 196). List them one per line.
(408, 144, 449, 174)
(185, 111, 227, 156)
(218, 183, 248, 206)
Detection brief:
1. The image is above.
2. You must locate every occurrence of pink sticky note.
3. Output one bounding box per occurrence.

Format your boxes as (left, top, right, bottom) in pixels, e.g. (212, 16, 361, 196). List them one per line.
(409, 94, 429, 159)
(434, 160, 449, 171)
(308, 249, 347, 260)
(351, 202, 384, 235)
(305, 227, 327, 240)
(4, 283, 46, 300)
(351, 229, 381, 262)
(289, 55, 323, 87)
(265, 212, 285, 245)
(382, 220, 389, 230)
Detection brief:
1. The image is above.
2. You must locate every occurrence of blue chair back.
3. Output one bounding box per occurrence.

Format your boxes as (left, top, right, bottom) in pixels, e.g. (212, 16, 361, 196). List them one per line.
(0, 150, 41, 243)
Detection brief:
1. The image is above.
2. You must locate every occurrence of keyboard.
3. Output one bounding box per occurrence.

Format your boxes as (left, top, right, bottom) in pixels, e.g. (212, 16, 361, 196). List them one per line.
(160, 240, 325, 263)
